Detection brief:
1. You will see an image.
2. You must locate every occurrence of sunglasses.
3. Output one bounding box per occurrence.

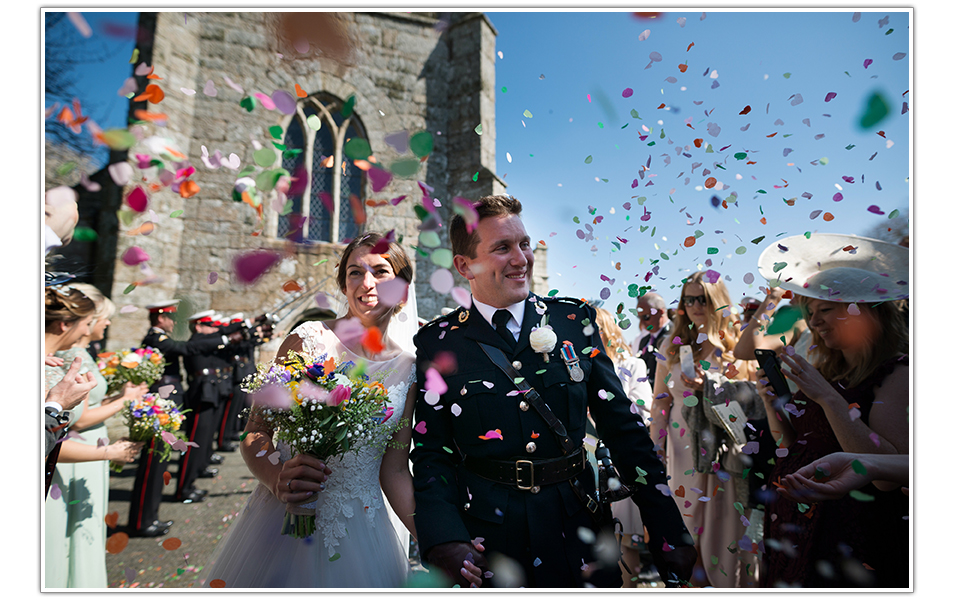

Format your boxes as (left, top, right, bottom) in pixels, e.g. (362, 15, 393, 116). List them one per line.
(683, 294, 707, 307)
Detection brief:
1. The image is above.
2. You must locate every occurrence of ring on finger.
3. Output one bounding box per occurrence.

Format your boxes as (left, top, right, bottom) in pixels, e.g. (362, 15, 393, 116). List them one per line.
(287, 479, 293, 490)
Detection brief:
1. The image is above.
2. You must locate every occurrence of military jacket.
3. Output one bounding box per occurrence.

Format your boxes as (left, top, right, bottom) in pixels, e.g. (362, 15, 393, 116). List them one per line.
(182, 332, 235, 406)
(410, 293, 692, 559)
(142, 327, 225, 381)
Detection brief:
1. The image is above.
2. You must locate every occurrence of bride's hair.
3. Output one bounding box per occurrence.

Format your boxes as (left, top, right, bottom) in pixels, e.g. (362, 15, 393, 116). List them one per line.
(45, 284, 95, 333)
(336, 232, 413, 311)
(70, 282, 116, 322)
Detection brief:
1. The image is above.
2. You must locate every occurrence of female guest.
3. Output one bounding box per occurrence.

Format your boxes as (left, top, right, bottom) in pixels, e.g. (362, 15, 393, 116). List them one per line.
(756, 234, 909, 588)
(44, 284, 143, 588)
(593, 307, 653, 586)
(649, 272, 760, 588)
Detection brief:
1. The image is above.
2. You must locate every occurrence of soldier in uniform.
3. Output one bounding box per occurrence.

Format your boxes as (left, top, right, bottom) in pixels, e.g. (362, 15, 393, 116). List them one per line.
(216, 313, 261, 453)
(410, 195, 696, 587)
(127, 301, 232, 533)
(174, 311, 238, 503)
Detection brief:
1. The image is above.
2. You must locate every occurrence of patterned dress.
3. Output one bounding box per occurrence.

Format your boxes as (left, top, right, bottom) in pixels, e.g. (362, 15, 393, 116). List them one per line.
(761, 356, 909, 588)
(202, 321, 414, 587)
(44, 348, 110, 588)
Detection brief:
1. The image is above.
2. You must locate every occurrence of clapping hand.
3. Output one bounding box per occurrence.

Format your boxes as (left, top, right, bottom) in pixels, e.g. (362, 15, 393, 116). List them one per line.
(778, 452, 873, 503)
(45, 356, 96, 412)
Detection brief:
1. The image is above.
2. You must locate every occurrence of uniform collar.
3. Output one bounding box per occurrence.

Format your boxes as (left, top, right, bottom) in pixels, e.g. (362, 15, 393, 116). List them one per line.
(471, 296, 526, 336)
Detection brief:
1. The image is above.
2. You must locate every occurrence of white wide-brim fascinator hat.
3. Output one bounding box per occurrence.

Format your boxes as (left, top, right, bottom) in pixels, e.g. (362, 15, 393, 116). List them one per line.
(757, 233, 909, 303)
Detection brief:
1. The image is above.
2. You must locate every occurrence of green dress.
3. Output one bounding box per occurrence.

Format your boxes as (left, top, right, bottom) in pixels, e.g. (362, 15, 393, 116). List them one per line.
(44, 348, 110, 588)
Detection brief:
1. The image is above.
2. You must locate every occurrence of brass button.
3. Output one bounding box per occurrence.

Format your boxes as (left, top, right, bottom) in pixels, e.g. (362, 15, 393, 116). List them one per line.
(519, 401, 530, 412)
(512, 360, 522, 370)
(531, 485, 540, 494)
(526, 442, 537, 453)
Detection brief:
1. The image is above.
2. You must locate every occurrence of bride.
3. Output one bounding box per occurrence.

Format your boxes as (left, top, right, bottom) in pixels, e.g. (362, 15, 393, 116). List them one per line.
(203, 233, 484, 588)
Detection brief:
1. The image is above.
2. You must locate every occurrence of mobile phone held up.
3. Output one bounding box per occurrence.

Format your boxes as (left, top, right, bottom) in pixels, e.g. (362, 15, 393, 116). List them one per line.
(754, 348, 793, 406)
(679, 345, 695, 381)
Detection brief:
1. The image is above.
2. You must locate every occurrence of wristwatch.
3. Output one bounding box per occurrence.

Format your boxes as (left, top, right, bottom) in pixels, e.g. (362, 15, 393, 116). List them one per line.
(45, 406, 71, 426)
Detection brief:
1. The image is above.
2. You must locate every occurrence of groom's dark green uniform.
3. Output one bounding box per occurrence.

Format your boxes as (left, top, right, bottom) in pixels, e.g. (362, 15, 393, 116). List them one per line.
(410, 294, 693, 587)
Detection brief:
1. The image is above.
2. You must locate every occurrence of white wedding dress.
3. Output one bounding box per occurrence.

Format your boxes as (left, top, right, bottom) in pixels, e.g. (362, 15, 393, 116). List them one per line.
(202, 321, 415, 588)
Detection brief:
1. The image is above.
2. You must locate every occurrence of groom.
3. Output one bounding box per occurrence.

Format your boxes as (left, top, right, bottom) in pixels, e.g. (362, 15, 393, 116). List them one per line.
(410, 195, 696, 587)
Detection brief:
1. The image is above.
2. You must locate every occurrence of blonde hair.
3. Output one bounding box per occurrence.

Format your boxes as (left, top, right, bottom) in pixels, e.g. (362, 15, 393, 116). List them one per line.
(808, 299, 907, 388)
(665, 271, 740, 368)
(594, 307, 633, 365)
(45, 285, 95, 333)
(71, 283, 116, 322)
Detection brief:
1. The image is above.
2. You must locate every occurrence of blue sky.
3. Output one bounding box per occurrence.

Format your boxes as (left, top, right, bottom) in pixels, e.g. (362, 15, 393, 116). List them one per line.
(487, 10, 909, 322)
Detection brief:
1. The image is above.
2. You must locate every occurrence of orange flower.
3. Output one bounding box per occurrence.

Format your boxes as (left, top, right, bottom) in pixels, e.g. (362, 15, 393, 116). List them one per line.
(323, 357, 336, 373)
(158, 414, 170, 425)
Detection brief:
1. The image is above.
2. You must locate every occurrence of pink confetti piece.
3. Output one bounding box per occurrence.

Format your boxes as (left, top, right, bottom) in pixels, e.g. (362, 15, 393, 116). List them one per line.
(867, 205, 884, 215)
(272, 89, 297, 115)
(50, 483, 62, 500)
(119, 304, 138, 314)
(377, 276, 409, 306)
(482, 430, 504, 440)
(232, 249, 282, 284)
(157, 385, 175, 399)
(223, 75, 244, 93)
(429, 268, 455, 295)
(833, 193, 844, 202)
(789, 93, 804, 106)
(253, 92, 276, 110)
(809, 210, 823, 220)
(384, 130, 409, 154)
(825, 92, 837, 102)
(67, 12, 93, 38)
(638, 29, 650, 41)
(125, 567, 137, 583)
(425, 368, 448, 395)
(208, 271, 218, 285)
(451, 286, 472, 308)
(180, 87, 196, 96)
(622, 87, 634, 98)
(117, 77, 137, 97)
(863, 58, 873, 69)
(203, 79, 218, 96)
(318, 191, 334, 213)
(870, 433, 880, 447)
(368, 166, 392, 192)
(121, 246, 150, 266)
(451, 197, 480, 233)
(414, 421, 427, 435)
(451, 404, 462, 417)
(268, 451, 281, 465)
(108, 162, 134, 186)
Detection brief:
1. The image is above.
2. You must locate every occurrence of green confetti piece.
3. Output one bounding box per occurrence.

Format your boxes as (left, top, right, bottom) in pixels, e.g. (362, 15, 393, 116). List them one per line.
(129, 48, 139, 64)
(885, 28, 894, 35)
(239, 96, 256, 112)
(850, 459, 868, 475)
(344, 137, 372, 160)
(859, 92, 890, 129)
(123, 283, 136, 295)
(72, 227, 98, 242)
(279, 198, 294, 216)
(501, 86, 507, 93)
(705, 144, 713, 153)
(442, 446, 454, 454)
(177, 568, 185, 576)
(773, 262, 788, 273)
(711, 555, 719, 565)
(735, 246, 746, 255)
(253, 148, 276, 168)
(621, 123, 629, 129)
(523, 109, 533, 118)
(514, 377, 525, 384)
(170, 209, 183, 218)
(268, 125, 283, 139)
(734, 152, 747, 160)
(101, 129, 137, 150)
(751, 236, 765, 244)
(766, 305, 803, 334)
(597, 122, 603, 128)
(819, 157, 829, 165)
(329, 553, 341, 562)
(783, 72, 792, 79)
(797, 503, 811, 513)
(660, 253, 669, 260)
(56, 162, 76, 176)
(849, 490, 875, 502)
(238, 165, 256, 178)
(535, 369, 547, 375)
(636, 398, 645, 406)
(472, 171, 479, 182)
(474, 123, 483, 135)
(409, 131, 434, 158)
(390, 158, 420, 178)
(630, 109, 641, 119)
(756, 189, 767, 194)
(341, 94, 356, 118)
(700, 360, 711, 370)
(888, 209, 900, 219)
(707, 247, 718, 254)
(647, 141, 655, 146)
(733, 501, 744, 514)
(306, 114, 322, 130)
(272, 142, 286, 151)
(683, 395, 698, 407)
(584, 155, 593, 164)
(313, 258, 329, 266)
(418, 230, 441, 248)
(430, 248, 453, 269)
(283, 148, 302, 159)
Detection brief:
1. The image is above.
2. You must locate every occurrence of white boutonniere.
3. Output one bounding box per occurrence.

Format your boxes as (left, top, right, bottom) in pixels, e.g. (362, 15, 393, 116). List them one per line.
(530, 325, 558, 362)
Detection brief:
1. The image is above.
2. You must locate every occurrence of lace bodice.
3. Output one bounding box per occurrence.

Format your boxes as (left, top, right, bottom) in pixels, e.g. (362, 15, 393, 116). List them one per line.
(276, 320, 416, 556)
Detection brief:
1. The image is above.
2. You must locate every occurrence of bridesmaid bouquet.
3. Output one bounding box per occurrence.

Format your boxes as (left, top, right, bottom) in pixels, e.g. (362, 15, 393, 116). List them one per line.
(110, 392, 188, 472)
(242, 350, 408, 538)
(97, 346, 167, 394)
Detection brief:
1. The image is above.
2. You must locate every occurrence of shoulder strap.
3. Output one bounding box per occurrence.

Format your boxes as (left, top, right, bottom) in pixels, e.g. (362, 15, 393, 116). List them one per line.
(477, 342, 574, 455)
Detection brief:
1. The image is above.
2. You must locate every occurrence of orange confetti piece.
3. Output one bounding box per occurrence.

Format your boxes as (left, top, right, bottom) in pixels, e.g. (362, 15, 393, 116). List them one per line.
(133, 84, 165, 104)
(722, 200, 728, 209)
(210, 580, 227, 588)
(134, 109, 168, 122)
(657, 103, 666, 109)
(352, 159, 372, 171)
(104, 512, 119, 529)
(362, 326, 386, 354)
(589, 348, 600, 357)
(164, 146, 186, 159)
(106, 532, 129, 554)
(760, 217, 767, 225)
(163, 471, 172, 486)
(693, 138, 703, 148)
(687, 42, 695, 51)
(179, 180, 200, 199)
(725, 363, 739, 378)
(321, 155, 334, 168)
(684, 236, 696, 248)
(674, 485, 686, 497)
(365, 200, 388, 207)
(126, 222, 156, 236)
(704, 177, 717, 188)
(146, 72, 163, 80)
(718, 330, 726, 340)
(739, 105, 752, 115)
(746, 161, 757, 165)
(162, 538, 182, 551)
(538, 240, 547, 247)
(282, 280, 302, 292)
(823, 212, 835, 221)
(566, 314, 577, 320)
(766, 132, 778, 138)
(294, 83, 307, 98)
(349, 193, 366, 225)
(530, 431, 540, 439)
(678, 63, 688, 73)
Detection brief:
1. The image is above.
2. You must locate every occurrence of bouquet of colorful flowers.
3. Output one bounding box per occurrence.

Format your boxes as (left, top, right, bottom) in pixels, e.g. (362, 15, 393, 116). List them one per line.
(97, 347, 167, 394)
(110, 392, 188, 472)
(241, 350, 408, 538)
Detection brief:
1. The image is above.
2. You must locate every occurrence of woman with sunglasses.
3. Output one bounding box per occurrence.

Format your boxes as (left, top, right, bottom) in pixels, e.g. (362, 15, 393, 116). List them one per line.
(649, 271, 759, 587)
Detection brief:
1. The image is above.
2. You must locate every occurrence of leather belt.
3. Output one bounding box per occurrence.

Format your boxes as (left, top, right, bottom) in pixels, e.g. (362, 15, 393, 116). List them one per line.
(463, 447, 586, 492)
(159, 375, 181, 385)
(192, 367, 233, 378)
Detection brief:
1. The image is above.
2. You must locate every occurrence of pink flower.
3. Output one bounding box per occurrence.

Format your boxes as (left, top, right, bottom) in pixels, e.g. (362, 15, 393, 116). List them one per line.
(382, 407, 394, 423)
(327, 385, 351, 407)
(252, 383, 292, 410)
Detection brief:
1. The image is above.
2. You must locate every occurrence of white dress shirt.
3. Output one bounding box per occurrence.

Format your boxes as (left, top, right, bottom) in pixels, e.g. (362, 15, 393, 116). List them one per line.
(471, 297, 526, 340)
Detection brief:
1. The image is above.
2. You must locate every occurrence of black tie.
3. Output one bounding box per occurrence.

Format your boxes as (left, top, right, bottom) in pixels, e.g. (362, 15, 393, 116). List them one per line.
(492, 309, 516, 350)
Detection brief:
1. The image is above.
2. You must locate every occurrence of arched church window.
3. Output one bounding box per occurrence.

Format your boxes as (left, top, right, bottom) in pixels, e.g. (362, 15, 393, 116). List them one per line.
(276, 94, 367, 243)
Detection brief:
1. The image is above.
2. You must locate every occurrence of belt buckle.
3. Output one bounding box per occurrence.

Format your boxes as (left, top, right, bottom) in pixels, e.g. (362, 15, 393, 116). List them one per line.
(515, 460, 534, 490)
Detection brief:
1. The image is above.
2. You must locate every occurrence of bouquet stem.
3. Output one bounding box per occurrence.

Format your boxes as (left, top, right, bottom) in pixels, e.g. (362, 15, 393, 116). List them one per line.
(280, 452, 322, 539)
(109, 460, 124, 473)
